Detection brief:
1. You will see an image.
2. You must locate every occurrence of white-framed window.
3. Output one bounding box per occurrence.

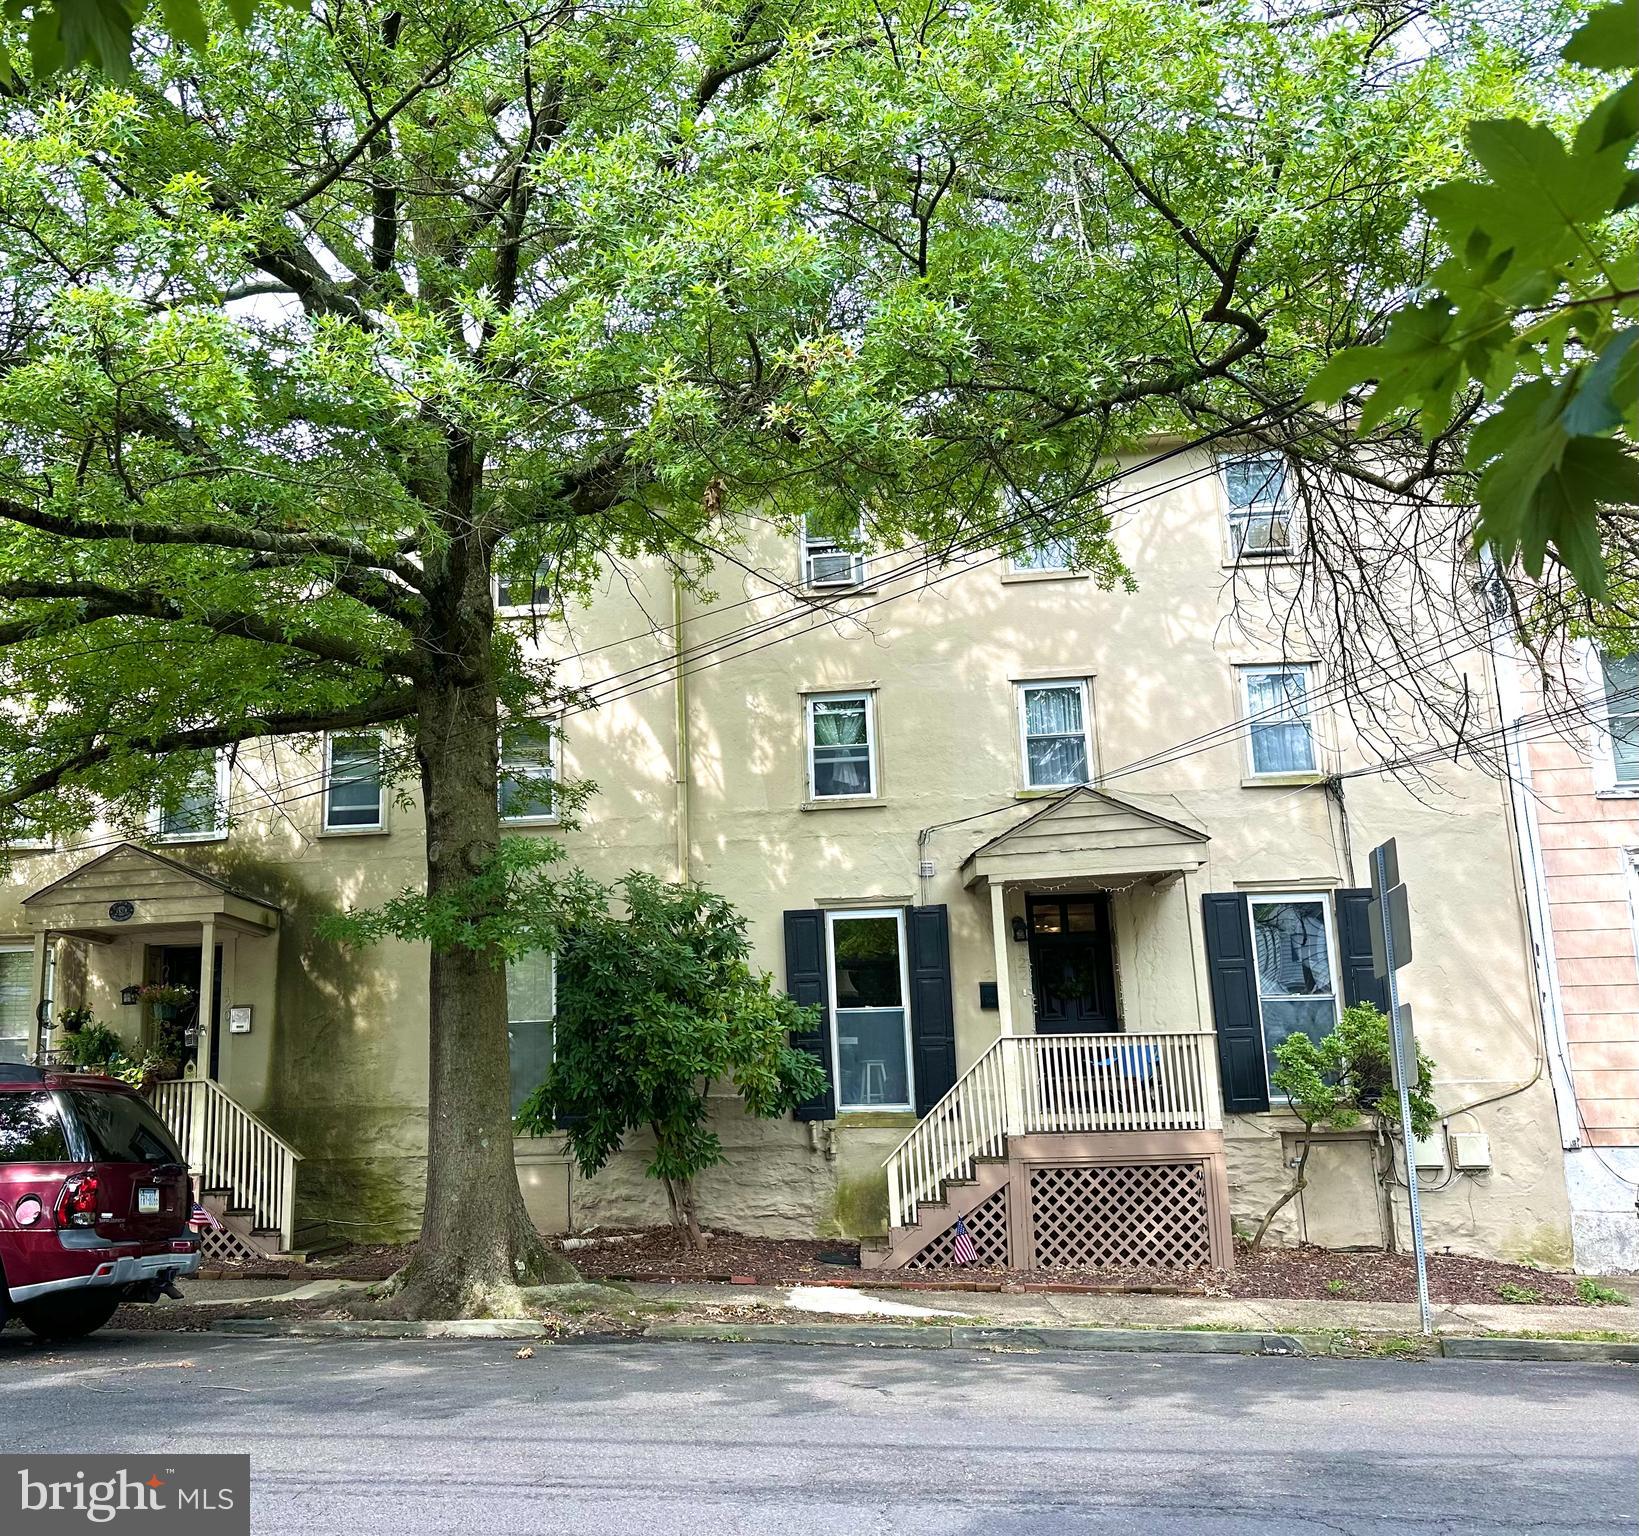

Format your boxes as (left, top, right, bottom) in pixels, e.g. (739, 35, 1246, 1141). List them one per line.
(1240, 664, 1319, 777)
(1017, 678, 1093, 789)
(1247, 893, 1339, 1100)
(801, 514, 865, 589)
(1598, 650, 1639, 788)
(826, 908, 913, 1111)
(499, 722, 556, 824)
(1221, 453, 1293, 558)
(495, 552, 551, 613)
(322, 732, 386, 833)
(1, 818, 52, 853)
(152, 751, 229, 843)
(507, 950, 556, 1119)
(0, 762, 52, 852)
(1009, 530, 1073, 574)
(1627, 850, 1639, 971)
(806, 692, 877, 800)
(0, 944, 32, 1065)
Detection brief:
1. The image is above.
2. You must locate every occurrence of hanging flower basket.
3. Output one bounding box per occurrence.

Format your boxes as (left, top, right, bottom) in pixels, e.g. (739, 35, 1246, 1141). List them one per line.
(136, 982, 196, 1023)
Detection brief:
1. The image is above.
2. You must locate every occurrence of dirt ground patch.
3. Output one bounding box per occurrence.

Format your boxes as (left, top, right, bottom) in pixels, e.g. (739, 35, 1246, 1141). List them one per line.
(558, 1227, 1622, 1307)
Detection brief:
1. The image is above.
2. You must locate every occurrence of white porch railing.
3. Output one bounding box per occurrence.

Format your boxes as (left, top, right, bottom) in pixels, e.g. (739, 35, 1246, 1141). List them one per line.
(151, 1078, 303, 1253)
(885, 1031, 1222, 1230)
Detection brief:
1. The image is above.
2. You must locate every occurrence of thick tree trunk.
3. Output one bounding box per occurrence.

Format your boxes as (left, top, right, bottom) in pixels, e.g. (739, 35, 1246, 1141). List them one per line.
(386, 640, 575, 1316)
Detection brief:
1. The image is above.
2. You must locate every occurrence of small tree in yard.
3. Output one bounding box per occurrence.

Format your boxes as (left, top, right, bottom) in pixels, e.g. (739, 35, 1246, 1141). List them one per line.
(516, 874, 826, 1251)
(1251, 1004, 1437, 1255)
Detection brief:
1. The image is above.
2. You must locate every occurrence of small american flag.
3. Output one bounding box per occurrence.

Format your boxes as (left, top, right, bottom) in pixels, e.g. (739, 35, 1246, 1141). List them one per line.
(189, 1202, 221, 1231)
(950, 1216, 977, 1266)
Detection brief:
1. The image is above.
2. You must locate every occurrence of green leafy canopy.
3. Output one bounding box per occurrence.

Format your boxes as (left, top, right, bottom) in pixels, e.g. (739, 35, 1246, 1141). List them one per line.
(1271, 1002, 1438, 1141)
(1309, 0, 1639, 595)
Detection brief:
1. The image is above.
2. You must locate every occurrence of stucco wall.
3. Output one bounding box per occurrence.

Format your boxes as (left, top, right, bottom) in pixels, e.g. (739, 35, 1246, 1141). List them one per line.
(0, 450, 1574, 1261)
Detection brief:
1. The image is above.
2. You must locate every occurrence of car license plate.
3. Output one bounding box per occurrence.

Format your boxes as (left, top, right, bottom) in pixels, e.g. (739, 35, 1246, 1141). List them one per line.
(138, 1187, 161, 1214)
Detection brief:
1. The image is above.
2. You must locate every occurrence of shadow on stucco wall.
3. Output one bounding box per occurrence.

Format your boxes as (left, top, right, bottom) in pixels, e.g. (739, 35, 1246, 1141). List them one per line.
(182, 846, 426, 1242)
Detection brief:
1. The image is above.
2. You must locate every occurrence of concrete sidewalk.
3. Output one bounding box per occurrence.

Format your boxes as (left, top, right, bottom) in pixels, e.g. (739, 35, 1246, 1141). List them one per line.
(161, 1274, 1639, 1341)
(628, 1279, 1639, 1339)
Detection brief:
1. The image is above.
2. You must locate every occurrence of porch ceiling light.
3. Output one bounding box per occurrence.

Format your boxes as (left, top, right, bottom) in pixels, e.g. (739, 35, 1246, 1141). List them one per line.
(1011, 916, 1029, 943)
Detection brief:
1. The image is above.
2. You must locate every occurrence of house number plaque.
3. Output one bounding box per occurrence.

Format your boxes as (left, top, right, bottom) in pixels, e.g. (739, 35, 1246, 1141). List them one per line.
(108, 900, 135, 922)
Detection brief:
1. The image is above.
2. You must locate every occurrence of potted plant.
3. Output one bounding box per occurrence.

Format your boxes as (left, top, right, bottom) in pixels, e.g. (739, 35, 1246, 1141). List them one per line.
(56, 1006, 95, 1036)
(137, 982, 196, 1023)
(59, 1022, 125, 1073)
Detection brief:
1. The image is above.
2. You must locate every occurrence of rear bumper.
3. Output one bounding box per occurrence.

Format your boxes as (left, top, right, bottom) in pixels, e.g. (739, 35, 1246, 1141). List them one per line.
(8, 1243, 202, 1305)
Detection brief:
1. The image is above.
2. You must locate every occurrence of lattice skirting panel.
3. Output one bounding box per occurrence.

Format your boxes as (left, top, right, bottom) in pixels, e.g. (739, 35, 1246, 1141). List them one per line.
(905, 1185, 1010, 1270)
(1027, 1160, 1214, 1271)
(196, 1223, 262, 1265)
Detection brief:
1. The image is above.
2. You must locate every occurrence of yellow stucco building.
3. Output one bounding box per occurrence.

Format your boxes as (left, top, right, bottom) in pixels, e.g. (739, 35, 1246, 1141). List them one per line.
(0, 450, 1574, 1269)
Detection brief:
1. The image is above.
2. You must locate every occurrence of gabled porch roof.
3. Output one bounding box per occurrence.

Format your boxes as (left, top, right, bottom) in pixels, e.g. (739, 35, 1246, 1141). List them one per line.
(22, 842, 281, 940)
(960, 785, 1210, 888)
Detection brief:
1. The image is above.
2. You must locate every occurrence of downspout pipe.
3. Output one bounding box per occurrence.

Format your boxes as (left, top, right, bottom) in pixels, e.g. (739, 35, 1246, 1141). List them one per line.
(1484, 555, 1580, 1150)
(673, 573, 691, 884)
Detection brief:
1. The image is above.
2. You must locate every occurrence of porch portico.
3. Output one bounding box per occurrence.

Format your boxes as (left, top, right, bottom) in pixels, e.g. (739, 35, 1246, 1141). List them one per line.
(866, 788, 1233, 1271)
(21, 844, 303, 1256)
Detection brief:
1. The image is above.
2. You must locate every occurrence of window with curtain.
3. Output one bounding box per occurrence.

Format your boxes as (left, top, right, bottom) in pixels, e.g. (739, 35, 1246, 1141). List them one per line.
(155, 752, 226, 841)
(808, 693, 875, 798)
(1248, 897, 1338, 1098)
(1242, 666, 1317, 775)
(506, 951, 555, 1118)
(324, 733, 384, 831)
(1601, 651, 1638, 785)
(0, 947, 32, 1065)
(828, 910, 911, 1109)
(1019, 680, 1090, 788)
(1221, 453, 1293, 557)
(499, 722, 556, 822)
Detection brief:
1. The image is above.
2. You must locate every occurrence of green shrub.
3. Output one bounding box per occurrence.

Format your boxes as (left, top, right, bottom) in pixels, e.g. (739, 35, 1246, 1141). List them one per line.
(1575, 1277, 1630, 1307)
(517, 873, 827, 1249)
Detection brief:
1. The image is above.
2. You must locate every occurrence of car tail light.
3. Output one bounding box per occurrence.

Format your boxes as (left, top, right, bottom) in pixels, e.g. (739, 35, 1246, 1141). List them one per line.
(55, 1173, 99, 1229)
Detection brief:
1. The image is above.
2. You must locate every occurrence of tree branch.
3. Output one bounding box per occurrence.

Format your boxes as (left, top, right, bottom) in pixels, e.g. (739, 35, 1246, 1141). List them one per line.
(0, 580, 417, 675)
(0, 496, 429, 598)
(0, 690, 420, 810)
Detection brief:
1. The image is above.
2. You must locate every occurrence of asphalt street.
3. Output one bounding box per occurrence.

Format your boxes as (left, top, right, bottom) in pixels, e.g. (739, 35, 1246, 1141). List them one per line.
(0, 1329, 1633, 1534)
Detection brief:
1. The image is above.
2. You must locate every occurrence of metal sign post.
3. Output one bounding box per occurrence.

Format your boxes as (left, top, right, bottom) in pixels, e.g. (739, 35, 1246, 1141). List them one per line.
(1371, 838, 1432, 1338)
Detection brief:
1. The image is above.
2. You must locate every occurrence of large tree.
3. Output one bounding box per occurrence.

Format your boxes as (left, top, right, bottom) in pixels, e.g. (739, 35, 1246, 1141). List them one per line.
(0, 0, 1534, 1314)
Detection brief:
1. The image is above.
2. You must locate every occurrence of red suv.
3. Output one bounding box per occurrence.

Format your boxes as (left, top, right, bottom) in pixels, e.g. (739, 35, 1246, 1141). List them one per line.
(0, 1064, 200, 1340)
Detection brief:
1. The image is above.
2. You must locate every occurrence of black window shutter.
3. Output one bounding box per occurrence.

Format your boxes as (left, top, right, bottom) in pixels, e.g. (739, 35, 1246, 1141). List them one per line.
(1334, 888, 1390, 1013)
(907, 904, 957, 1117)
(783, 909, 835, 1121)
(1201, 893, 1271, 1114)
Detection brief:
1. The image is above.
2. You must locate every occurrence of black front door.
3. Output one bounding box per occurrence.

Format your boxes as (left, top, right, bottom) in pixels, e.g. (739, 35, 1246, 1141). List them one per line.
(1027, 893, 1119, 1033)
(146, 944, 223, 1078)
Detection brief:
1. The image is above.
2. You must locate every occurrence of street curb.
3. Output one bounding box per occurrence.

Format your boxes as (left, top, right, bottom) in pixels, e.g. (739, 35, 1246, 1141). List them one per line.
(198, 1317, 1639, 1362)
(645, 1323, 954, 1349)
(952, 1325, 1308, 1355)
(641, 1322, 1306, 1355)
(1439, 1336, 1639, 1363)
(209, 1318, 547, 1340)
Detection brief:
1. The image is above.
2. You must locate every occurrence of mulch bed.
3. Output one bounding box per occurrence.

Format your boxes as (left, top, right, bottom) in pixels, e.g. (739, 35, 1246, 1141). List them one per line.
(197, 1243, 415, 1285)
(1224, 1244, 1597, 1306)
(559, 1227, 1620, 1307)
